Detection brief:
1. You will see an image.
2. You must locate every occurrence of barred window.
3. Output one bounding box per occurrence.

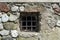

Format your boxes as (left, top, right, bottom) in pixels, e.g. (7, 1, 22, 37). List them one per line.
(20, 12, 40, 32)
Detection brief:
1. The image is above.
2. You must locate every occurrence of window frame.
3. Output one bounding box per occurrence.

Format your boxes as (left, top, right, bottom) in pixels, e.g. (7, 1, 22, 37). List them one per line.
(19, 12, 40, 32)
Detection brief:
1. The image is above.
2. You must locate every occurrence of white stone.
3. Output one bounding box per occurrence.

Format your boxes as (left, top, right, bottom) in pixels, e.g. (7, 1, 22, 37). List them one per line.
(57, 20, 60, 26)
(1, 13, 9, 22)
(0, 23, 3, 30)
(19, 6, 25, 11)
(11, 5, 19, 11)
(0, 30, 9, 35)
(9, 14, 18, 21)
(52, 4, 59, 9)
(11, 30, 18, 37)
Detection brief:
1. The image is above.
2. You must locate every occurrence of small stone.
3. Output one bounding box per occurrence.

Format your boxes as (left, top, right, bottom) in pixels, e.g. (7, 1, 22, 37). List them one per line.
(0, 30, 9, 36)
(11, 5, 19, 11)
(11, 30, 18, 37)
(19, 6, 25, 11)
(9, 14, 18, 21)
(0, 23, 3, 30)
(52, 4, 59, 9)
(56, 20, 60, 26)
(1, 13, 9, 22)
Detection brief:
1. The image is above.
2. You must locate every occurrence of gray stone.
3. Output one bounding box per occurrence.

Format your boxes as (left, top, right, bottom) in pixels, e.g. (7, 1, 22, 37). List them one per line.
(16, 12, 20, 18)
(47, 18, 57, 28)
(11, 30, 18, 37)
(43, 3, 51, 8)
(19, 6, 25, 11)
(1, 13, 9, 22)
(12, 12, 20, 18)
(3, 22, 17, 30)
(2, 36, 13, 40)
(0, 30, 9, 36)
(20, 32, 39, 38)
(46, 9, 57, 29)
(0, 23, 3, 30)
(9, 14, 18, 21)
(11, 5, 19, 11)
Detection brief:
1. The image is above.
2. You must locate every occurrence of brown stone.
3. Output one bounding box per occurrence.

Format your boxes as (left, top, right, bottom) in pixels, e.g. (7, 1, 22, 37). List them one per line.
(53, 8, 60, 13)
(0, 3, 10, 12)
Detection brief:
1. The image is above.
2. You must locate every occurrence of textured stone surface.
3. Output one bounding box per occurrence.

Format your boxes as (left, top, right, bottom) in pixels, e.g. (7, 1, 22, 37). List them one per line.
(17, 37, 38, 40)
(1, 13, 9, 22)
(2, 36, 13, 40)
(19, 32, 39, 38)
(0, 2, 60, 40)
(9, 14, 18, 21)
(3, 22, 18, 30)
(0, 3, 10, 12)
(19, 6, 25, 11)
(56, 20, 60, 26)
(11, 30, 18, 37)
(0, 0, 60, 2)
(11, 5, 19, 11)
(0, 30, 9, 36)
(0, 23, 3, 30)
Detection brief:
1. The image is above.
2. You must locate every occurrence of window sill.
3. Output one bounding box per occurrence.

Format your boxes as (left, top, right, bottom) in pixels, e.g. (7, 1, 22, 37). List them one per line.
(19, 32, 40, 37)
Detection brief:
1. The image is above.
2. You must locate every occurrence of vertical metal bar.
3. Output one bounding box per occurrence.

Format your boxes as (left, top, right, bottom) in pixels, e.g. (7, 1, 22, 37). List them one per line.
(20, 16, 22, 31)
(31, 15, 32, 31)
(26, 16, 27, 31)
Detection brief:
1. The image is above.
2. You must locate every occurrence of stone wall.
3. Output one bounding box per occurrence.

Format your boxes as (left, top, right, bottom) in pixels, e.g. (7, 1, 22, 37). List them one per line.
(0, 0, 60, 2)
(0, 2, 60, 40)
